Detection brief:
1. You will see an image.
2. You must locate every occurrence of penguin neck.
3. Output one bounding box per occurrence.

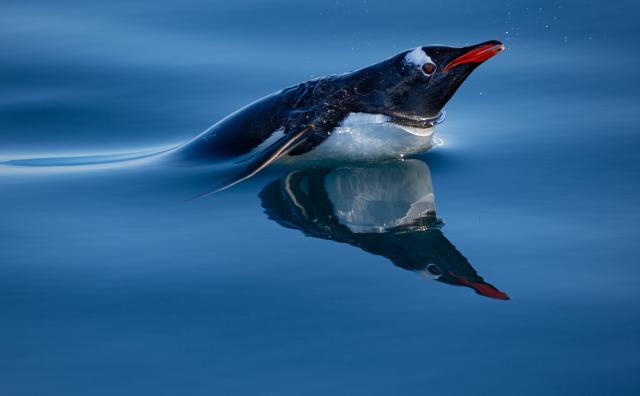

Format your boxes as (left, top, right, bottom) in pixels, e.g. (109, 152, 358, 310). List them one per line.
(329, 74, 446, 129)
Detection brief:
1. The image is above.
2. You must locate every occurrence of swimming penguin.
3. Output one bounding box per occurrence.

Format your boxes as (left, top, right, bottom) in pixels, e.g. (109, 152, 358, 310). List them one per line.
(259, 159, 509, 300)
(170, 40, 504, 191)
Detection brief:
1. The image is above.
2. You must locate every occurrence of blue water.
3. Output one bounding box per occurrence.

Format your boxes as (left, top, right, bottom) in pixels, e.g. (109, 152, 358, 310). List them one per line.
(2, 1, 640, 395)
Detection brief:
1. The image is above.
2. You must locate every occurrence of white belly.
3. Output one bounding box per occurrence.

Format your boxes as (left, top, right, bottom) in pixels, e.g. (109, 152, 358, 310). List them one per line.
(281, 113, 435, 164)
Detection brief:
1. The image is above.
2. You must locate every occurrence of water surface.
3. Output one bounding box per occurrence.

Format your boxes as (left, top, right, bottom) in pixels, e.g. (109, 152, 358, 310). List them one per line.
(2, 1, 640, 395)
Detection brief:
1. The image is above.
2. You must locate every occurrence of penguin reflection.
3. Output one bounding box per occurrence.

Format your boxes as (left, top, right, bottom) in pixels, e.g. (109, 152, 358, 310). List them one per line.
(259, 159, 508, 300)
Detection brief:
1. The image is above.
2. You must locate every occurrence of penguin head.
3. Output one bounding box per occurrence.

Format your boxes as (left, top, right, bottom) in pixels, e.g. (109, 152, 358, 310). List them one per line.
(347, 40, 504, 123)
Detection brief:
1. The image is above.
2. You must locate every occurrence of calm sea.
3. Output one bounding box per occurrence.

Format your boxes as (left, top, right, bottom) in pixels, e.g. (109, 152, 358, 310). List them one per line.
(1, 1, 639, 395)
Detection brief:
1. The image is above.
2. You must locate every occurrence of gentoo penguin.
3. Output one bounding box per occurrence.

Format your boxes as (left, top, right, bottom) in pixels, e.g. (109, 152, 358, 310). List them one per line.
(171, 40, 504, 191)
(258, 159, 509, 300)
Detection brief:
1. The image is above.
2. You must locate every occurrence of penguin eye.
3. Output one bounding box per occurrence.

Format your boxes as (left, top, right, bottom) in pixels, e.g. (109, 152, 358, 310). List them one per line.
(422, 63, 436, 75)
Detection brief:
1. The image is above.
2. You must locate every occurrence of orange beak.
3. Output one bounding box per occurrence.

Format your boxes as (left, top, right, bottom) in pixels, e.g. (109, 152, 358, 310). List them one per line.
(443, 42, 505, 73)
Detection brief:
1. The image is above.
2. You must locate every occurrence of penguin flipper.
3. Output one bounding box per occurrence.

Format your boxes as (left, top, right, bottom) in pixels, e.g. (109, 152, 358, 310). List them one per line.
(198, 125, 315, 196)
(288, 133, 328, 156)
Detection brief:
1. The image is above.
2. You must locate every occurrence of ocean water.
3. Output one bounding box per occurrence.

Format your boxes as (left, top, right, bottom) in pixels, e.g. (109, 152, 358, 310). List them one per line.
(2, 1, 640, 395)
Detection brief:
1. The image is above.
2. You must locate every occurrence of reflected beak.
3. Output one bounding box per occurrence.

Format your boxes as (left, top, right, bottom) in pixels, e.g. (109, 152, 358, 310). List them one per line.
(443, 41, 505, 73)
(455, 276, 510, 300)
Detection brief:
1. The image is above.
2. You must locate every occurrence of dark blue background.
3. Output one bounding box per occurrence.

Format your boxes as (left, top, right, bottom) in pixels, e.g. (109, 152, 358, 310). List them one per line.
(1, 1, 639, 395)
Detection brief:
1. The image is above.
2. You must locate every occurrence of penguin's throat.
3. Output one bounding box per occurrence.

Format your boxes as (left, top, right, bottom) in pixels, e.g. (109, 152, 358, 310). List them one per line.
(339, 111, 444, 137)
(385, 111, 446, 129)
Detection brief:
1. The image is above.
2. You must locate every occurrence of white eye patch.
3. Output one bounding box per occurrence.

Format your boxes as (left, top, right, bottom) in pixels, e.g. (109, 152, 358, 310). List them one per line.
(404, 47, 435, 75)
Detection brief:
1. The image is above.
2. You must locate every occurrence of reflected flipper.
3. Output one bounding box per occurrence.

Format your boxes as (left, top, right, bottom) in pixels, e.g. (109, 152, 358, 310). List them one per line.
(259, 160, 509, 300)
